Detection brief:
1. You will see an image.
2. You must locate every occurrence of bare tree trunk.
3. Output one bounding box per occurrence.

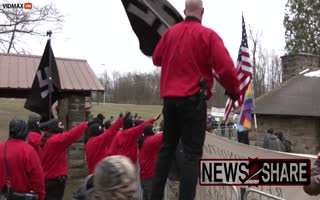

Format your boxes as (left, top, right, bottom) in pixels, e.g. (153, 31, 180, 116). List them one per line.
(248, 27, 262, 96)
(7, 24, 17, 53)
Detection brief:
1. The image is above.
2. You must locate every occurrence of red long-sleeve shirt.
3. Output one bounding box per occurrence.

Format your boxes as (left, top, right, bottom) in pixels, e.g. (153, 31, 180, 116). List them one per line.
(0, 139, 45, 200)
(108, 118, 156, 163)
(153, 16, 240, 99)
(39, 122, 87, 180)
(27, 131, 42, 153)
(85, 117, 124, 174)
(139, 133, 163, 179)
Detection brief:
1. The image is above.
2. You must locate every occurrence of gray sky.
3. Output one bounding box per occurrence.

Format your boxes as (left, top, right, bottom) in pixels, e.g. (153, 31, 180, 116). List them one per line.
(23, 0, 287, 76)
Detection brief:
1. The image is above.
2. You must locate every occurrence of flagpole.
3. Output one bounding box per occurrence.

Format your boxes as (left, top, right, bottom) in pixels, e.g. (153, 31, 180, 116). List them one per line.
(47, 30, 53, 121)
(141, 0, 171, 28)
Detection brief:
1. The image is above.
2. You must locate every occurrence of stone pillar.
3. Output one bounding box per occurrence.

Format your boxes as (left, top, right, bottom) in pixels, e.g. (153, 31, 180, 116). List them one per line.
(58, 94, 88, 179)
(281, 53, 320, 82)
(58, 98, 68, 129)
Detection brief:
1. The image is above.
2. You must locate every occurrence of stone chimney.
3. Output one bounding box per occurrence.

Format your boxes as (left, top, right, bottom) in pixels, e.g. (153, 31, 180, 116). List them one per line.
(281, 53, 320, 82)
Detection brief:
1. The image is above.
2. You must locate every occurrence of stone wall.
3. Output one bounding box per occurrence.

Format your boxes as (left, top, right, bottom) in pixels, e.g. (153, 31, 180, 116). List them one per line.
(250, 115, 320, 154)
(58, 94, 88, 179)
(281, 53, 320, 82)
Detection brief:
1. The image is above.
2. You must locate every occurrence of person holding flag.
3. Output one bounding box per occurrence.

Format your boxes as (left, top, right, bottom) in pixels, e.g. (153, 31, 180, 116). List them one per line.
(150, 0, 240, 199)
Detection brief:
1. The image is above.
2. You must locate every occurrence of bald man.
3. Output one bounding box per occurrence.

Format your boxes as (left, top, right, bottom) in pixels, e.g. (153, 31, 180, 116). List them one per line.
(151, 0, 240, 199)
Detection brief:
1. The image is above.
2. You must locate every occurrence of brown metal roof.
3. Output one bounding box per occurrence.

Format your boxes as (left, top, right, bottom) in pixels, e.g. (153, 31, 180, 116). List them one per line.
(0, 53, 104, 92)
(255, 68, 320, 117)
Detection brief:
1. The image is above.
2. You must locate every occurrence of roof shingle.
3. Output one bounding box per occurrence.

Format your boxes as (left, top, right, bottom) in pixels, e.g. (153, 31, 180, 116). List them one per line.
(0, 53, 104, 92)
(255, 68, 320, 117)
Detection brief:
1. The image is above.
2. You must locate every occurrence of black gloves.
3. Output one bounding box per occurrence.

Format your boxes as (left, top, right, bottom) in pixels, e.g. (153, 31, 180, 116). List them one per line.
(119, 112, 123, 119)
(225, 91, 240, 101)
(124, 112, 133, 121)
(87, 118, 99, 126)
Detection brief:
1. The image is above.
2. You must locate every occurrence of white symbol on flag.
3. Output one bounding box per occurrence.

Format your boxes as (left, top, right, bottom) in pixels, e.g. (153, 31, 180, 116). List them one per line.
(36, 66, 53, 98)
(127, 1, 175, 36)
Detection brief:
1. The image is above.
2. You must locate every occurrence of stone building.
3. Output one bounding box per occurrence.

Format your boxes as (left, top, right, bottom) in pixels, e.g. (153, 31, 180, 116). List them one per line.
(0, 53, 104, 178)
(253, 53, 320, 154)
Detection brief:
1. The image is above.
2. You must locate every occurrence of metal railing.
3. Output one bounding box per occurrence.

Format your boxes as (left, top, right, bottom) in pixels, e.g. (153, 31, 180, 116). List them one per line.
(244, 188, 286, 200)
(213, 185, 240, 200)
(211, 127, 238, 141)
(196, 183, 240, 200)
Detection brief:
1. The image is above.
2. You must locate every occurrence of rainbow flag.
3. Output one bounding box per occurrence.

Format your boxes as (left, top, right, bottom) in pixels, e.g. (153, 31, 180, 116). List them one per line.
(237, 83, 253, 132)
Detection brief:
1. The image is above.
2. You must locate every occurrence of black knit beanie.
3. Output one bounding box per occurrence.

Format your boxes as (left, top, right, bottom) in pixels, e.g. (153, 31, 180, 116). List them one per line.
(9, 117, 29, 140)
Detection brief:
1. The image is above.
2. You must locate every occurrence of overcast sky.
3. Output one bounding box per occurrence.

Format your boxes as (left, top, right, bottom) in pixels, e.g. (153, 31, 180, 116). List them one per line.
(22, 0, 287, 77)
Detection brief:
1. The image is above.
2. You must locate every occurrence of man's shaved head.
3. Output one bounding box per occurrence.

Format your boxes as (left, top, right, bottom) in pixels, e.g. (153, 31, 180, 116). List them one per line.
(185, 0, 203, 12)
(184, 0, 204, 21)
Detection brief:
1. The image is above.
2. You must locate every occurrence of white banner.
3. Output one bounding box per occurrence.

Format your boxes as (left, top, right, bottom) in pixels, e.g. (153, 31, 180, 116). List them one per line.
(196, 132, 318, 200)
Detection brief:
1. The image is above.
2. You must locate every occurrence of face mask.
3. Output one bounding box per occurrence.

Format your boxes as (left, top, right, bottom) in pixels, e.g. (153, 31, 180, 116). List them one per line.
(48, 119, 64, 133)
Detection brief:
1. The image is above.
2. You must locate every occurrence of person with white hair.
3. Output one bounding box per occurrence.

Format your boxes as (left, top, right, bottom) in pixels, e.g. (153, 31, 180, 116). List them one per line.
(151, 0, 240, 199)
(72, 155, 138, 200)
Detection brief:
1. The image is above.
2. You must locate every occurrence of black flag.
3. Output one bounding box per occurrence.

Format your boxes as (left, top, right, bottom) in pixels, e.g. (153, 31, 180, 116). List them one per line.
(121, 0, 183, 56)
(24, 39, 61, 122)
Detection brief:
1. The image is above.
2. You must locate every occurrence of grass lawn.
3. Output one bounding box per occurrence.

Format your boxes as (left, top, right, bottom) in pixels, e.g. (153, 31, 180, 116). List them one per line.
(0, 98, 163, 199)
(0, 98, 163, 141)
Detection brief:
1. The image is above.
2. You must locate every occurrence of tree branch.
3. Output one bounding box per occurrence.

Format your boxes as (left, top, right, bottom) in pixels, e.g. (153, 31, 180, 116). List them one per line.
(0, 2, 64, 53)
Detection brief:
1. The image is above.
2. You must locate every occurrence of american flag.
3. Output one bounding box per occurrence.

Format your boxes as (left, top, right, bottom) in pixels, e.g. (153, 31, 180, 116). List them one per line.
(224, 15, 252, 120)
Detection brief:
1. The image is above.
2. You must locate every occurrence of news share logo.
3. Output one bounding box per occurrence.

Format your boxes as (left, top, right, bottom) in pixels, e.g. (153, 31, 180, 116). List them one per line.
(200, 158, 310, 186)
(2, 2, 32, 10)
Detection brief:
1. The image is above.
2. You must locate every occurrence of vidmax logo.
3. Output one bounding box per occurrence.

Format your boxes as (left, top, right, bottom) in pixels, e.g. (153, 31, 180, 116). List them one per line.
(24, 2, 32, 9)
(2, 2, 32, 10)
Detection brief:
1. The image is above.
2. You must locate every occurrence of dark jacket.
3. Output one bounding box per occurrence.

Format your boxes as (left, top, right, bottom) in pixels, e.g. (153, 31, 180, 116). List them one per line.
(72, 175, 93, 200)
(268, 135, 285, 152)
(304, 160, 320, 196)
(263, 133, 272, 149)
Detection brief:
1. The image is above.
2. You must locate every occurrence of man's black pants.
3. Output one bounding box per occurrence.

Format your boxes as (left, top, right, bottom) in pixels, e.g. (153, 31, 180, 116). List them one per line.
(45, 177, 66, 200)
(151, 97, 207, 200)
(141, 178, 153, 200)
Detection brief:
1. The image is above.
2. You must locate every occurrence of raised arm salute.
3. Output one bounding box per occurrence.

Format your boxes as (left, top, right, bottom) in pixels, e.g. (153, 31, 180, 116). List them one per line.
(39, 119, 88, 200)
(85, 117, 125, 174)
(108, 112, 161, 164)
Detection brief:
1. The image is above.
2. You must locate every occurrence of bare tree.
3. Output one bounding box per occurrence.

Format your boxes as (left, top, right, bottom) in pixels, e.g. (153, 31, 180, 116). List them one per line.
(0, 1, 64, 53)
(267, 50, 282, 91)
(96, 70, 161, 105)
(209, 81, 228, 108)
(95, 55, 281, 106)
(253, 45, 282, 97)
(248, 26, 262, 95)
